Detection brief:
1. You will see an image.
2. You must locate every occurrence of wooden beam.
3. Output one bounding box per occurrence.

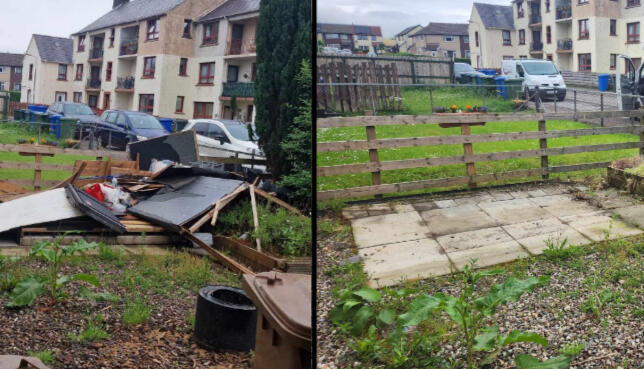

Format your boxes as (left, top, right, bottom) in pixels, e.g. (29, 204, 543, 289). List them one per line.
(180, 228, 254, 275)
(0, 144, 128, 159)
(52, 161, 87, 189)
(188, 183, 249, 232)
(250, 185, 261, 252)
(253, 187, 303, 216)
(0, 162, 74, 171)
(213, 235, 282, 272)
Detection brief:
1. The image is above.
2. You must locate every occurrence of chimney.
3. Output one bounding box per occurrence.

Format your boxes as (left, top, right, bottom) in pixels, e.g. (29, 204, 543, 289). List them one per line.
(113, 0, 129, 9)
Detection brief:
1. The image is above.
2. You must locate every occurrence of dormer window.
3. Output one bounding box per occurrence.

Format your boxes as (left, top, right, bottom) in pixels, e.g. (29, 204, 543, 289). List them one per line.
(147, 18, 160, 40)
(78, 35, 86, 52)
(203, 21, 219, 45)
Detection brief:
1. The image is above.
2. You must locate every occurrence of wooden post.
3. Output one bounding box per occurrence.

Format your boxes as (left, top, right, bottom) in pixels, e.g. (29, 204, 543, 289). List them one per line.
(250, 185, 261, 252)
(461, 125, 476, 188)
(640, 114, 644, 157)
(365, 110, 382, 198)
(600, 93, 604, 127)
(392, 63, 401, 111)
(410, 60, 417, 84)
(34, 153, 42, 191)
(539, 120, 549, 179)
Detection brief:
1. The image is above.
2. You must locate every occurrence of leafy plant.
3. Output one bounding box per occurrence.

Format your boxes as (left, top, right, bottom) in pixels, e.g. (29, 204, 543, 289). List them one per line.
(68, 314, 110, 344)
(515, 354, 571, 369)
(7, 235, 99, 308)
(329, 287, 390, 336)
(122, 296, 153, 325)
(253, 207, 311, 257)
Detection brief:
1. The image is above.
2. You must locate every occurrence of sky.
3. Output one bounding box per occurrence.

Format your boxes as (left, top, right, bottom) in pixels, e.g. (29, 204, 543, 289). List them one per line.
(0, 0, 113, 54)
(317, 0, 509, 38)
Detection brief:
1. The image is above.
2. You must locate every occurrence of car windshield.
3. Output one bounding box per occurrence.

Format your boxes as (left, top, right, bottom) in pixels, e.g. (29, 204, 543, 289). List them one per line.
(455, 63, 475, 73)
(224, 123, 258, 141)
(127, 114, 164, 129)
(63, 104, 94, 115)
(521, 62, 559, 75)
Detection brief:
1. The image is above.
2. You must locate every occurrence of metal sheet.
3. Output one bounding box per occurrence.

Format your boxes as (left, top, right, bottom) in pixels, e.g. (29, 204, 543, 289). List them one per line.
(128, 130, 199, 170)
(128, 176, 244, 231)
(0, 188, 83, 233)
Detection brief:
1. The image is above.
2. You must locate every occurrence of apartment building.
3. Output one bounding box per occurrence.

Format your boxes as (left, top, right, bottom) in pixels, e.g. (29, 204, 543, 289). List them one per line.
(69, 0, 257, 122)
(0, 53, 23, 92)
(469, 3, 516, 69)
(316, 23, 384, 53)
(394, 24, 422, 53)
(20, 34, 73, 104)
(410, 23, 470, 58)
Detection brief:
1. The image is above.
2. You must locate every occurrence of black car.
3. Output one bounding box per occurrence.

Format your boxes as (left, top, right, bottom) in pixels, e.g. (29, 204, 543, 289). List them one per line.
(46, 102, 101, 138)
(454, 63, 486, 83)
(97, 110, 169, 150)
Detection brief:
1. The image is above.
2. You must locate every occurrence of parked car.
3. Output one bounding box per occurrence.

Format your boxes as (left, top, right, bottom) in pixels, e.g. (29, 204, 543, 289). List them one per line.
(501, 59, 566, 101)
(454, 63, 486, 83)
(321, 46, 340, 55)
(46, 102, 102, 138)
(338, 49, 352, 56)
(183, 119, 266, 168)
(97, 110, 169, 150)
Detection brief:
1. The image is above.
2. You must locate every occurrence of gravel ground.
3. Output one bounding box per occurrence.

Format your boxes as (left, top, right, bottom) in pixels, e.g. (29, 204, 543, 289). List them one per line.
(317, 182, 644, 369)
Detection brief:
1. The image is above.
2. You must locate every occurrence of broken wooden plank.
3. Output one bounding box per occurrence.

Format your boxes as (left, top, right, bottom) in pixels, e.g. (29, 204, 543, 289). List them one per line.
(254, 187, 303, 216)
(250, 185, 262, 252)
(213, 236, 283, 272)
(52, 162, 87, 189)
(181, 228, 254, 275)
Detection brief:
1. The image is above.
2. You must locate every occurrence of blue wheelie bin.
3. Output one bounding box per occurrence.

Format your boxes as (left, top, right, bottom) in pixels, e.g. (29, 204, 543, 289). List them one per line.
(598, 74, 610, 92)
(158, 118, 173, 133)
(49, 114, 62, 138)
(495, 76, 508, 99)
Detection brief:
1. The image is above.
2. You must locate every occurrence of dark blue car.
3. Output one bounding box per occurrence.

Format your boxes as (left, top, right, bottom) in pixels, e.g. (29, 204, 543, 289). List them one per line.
(97, 110, 169, 150)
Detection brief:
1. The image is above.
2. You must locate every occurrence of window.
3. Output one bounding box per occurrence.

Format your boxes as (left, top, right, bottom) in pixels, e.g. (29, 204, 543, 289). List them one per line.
(15, 67, 21, 74)
(627, 22, 640, 43)
(546, 26, 552, 43)
(610, 19, 617, 36)
(147, 18, 160, 40)
(78, 35, 85, 52)
(517, 1, 524, 17)
(139, 94, 154, 113)
(371, 35, 377, 40)
(326, 33, 339, 39)
(13, 83, 20, 91)
(579, 19, 589, 39)
(103, 92, 110, 110)
(519, 29, 525, 44)
(198, 62, 215, 84)
(610, 53, 617, 70)
(75, 64, 83, 80)
(357, 35, 367, 40)
(578, 53, 591, 71)
(502, 30, 511, 45)
(463, 36, 469, 43)
(0, 67, 5, 74)
(203, 22, 219, 44)
(578, 0, 589, 3)
(109, 28, 115, 47)
(193, 102, 213, 119)
(183, 19, 192, 38)
(179, 58, 188, 76)
(29, 64, 33, 80)
(116, 113, 127, 126)
(57, 64, 67, 80)
(88, 95, 98, 108)
(227, 65, 239, 82)
(175, 96, 184, 113)
(143, 57, 156, 78)
(545, 0, 551, 12)
(106, 62, 113, 81)
(443, 35, 455, 42)
(55, 92, 67, 102)
(547, 54, 553, 61)
(73, 92, 82, 103)
(475, 31, 479, 46)
(627, 0, 640, 6)
(0, 82, 4, 91)
(340, 34, 349, 40)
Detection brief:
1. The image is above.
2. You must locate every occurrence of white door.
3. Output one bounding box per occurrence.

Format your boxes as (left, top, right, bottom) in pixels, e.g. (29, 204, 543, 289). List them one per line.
(55, 92, 66, 102)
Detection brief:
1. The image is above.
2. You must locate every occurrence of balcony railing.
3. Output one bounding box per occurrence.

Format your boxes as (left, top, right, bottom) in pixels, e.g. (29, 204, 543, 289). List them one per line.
(530, 41, 543, 51)
(90, 49, 103, 59)
(119, 40, 138, 56)
(222, 82, 255, 98)
(627, 0, 640, 6)
(227, 39, 256, 55)
(530, 13, 542, 24)
(557, 38, 572, 51)
(556, 6, 571, 19)
(116, 76, 135, 90)
(86, 79, 101, 89)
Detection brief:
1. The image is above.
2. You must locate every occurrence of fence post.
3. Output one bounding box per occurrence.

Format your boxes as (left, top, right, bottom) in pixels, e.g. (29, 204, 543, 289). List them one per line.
(535, 86, 541, 112)
(600, 92, 604, 127)
(573, 89, 577, 121)
(539, 119, 549, 180)
(461, 124, 476, 188)
(640, 113, 644, 157)
(553, 88, 557, 113)
(365, 110, 382, 199)
(34, 153, 42, 191)
(429, 87, 434, 113)
(410, 60, 417, 84)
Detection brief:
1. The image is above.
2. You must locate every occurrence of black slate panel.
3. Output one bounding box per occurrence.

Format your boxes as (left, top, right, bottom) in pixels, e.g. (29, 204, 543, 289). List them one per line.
(128, 130, 199, 170)
(128, 176, 243, 231)
(64, 185, 126, 233)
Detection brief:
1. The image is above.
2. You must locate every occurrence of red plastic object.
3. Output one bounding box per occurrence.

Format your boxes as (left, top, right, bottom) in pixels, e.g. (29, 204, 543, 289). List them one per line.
(83, 183, 105, 203)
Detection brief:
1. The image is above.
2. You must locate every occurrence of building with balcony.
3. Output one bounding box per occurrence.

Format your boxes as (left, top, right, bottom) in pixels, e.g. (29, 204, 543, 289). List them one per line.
(394, 25, 423, 54)
(317, 23, 384, 53)
(20, 34, 73, 104)
(410, 23, 470, 58)
(0, 53, 23, 93)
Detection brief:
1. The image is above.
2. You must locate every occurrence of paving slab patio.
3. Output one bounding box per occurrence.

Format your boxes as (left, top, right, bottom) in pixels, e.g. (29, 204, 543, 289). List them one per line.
(345, 184, 644, 287)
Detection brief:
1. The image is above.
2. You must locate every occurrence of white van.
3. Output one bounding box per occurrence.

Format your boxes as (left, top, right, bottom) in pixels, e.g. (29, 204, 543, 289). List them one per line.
(502, 59, 566, 101)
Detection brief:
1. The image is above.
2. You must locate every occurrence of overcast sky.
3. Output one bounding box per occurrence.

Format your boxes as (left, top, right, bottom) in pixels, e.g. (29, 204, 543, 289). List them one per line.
(0, 0, 113, 54)
(317, 0, 509, 38)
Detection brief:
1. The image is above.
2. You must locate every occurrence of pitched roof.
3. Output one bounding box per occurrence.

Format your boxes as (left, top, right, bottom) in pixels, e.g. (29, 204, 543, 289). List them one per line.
(74, 0, 185, 35)
(199, 0, 260, 22)
(32, 34, 73, 64)
(473, 2, 514, 30)
(316, 23, 382, 36)
(416, 22, 468, 36)
(395, 25, 421, 37)
(0, 53, 23, 67)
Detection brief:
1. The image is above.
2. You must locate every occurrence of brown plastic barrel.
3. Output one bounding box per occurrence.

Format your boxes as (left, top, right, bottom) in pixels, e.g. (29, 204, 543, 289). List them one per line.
(242, 272, 311, 369)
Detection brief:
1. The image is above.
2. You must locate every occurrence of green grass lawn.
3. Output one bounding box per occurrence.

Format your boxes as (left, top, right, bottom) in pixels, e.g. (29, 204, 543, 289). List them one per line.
(395, 86, 515, 115)
(0, 123, 93, 184)
(318, 88, 637, 196)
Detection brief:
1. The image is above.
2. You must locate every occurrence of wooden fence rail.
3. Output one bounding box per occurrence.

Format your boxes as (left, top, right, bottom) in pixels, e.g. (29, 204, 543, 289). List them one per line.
(317, 110, 644, 200)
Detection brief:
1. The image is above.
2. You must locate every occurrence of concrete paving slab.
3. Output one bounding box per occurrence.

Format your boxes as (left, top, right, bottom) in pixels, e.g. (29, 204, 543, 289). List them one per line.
(420, 204, 497, 237)
(392, 203, 416, 213)
(437, 227, 528, 270)
(502, 218, 591, 255)
(454, 192, 494, 205)
(613, 205, 644, 228)
(527, 194, 573, 207)
(489, 191, 514, 201)
(541, 201, 601, 218)
(565, 214, 643, 241)
(351, 212, 429, 248)
(527, 189, 547, 197)
(359, 239, 452, 288)
(509, 191, 530, 199)
(342, 209, 369, 220)
(478, 198, 551, 224)
(411, 201, 437, 212)
(435, 199, 457, 208)
(542, 186, 568, 195)
(367, 203, 394, 216)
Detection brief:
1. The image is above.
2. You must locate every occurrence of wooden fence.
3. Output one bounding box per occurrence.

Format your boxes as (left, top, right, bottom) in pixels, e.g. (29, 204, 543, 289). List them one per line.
(316, 110, 644, 200)
(317, 60, 402, 113)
